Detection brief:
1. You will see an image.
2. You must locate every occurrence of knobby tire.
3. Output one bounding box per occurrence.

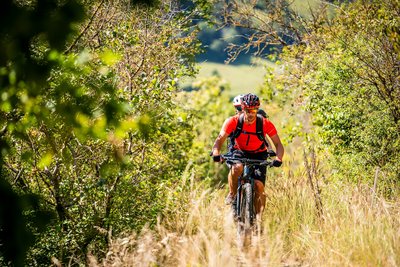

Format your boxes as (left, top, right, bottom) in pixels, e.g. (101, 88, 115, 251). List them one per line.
(238, 183, 253, 247)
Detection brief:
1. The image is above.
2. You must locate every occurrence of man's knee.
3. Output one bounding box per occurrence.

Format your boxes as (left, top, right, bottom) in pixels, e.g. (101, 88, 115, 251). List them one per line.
(254, 180, 265, 193)
(254, 180, 266, 214)
(255, 181, 266, 201)
(230, 164, 243, 176)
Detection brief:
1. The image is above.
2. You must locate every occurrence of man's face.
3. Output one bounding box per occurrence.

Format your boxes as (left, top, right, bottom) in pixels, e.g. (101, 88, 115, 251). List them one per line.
(244, 108, 258, 123)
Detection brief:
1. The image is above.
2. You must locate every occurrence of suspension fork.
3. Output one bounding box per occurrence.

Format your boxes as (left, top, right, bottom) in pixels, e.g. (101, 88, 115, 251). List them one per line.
(236, 165, 255, 219)
(250, 175, 255, 221)
(244, 166, 256, 221)
(236, 175, 242, 217)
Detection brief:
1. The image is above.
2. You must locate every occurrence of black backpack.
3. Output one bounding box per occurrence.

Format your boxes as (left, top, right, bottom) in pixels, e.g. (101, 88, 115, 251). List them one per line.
(227, 113, 269, 153)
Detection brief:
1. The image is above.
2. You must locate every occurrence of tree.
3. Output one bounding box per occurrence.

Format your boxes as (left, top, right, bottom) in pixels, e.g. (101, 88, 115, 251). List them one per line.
(0, 1, 86, 265)
(295, 0, 400, 194)
(1, 0, 210, 265)
(217, 0, 321, 62)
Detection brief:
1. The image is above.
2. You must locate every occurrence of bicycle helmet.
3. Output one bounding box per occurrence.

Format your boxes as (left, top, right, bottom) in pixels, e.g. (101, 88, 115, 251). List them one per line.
(241, 93, 260, 109)
(233, 94, 244, 112)
(232, 94, 244, 107)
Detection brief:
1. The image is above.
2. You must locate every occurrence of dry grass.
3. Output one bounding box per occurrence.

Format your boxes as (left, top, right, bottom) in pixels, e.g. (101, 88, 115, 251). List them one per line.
(90, 163, 400, 267)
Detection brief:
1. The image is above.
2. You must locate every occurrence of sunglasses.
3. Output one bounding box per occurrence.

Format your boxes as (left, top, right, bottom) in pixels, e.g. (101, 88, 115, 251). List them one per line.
(244, 109, 258, 114)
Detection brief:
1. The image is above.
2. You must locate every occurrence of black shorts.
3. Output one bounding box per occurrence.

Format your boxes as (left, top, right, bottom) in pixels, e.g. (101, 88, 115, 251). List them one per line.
(230, 150, 269, 185)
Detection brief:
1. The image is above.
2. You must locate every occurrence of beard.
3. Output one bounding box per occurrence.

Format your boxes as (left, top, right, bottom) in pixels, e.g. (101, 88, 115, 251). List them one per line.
(245, 115, 256, 124)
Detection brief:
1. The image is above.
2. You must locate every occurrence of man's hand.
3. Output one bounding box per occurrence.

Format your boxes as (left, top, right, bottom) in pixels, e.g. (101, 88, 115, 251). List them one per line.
(272, 159, 282, 167)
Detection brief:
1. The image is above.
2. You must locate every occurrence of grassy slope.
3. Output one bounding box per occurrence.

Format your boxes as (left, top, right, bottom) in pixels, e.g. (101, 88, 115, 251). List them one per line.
(180, 58, 276, 97)
(95, 172, 400, 266)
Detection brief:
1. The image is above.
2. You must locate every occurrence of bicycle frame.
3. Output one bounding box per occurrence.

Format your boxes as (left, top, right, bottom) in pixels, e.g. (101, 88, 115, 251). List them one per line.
(220, 152, 275, 246)
(222, 155, 274, 224)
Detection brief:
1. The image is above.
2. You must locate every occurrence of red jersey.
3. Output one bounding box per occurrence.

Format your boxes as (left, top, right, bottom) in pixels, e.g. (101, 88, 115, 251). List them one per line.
(220, 114, 277, 152)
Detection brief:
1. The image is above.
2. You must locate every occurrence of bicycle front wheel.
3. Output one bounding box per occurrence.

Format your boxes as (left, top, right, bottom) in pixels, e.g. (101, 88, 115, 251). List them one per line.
(237, 183, 253, 247)
(239, 183, 253, 230)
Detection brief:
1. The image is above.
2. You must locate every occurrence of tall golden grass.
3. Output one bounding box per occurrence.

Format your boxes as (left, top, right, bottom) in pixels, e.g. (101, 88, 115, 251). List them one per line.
(90, 159, 400, 267)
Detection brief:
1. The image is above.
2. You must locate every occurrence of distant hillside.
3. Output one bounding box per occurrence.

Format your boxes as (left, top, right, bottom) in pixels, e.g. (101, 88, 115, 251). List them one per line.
(196, 0, 325, 64)
(180, 58, 277, 96)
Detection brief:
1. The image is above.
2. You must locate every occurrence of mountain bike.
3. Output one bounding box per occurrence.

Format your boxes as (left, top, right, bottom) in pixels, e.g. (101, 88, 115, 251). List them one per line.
(222, 151, 276, 246)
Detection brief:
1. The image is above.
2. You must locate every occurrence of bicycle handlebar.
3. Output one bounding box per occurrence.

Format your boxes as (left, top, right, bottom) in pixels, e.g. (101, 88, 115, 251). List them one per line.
(221, 154, 274, 167)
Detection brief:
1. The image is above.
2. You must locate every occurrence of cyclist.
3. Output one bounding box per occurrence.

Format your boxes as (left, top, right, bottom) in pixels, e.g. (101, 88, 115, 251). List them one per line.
(228, 94, 271, 153)
(233, 94, 244, 114)
(211, 93, 284, 218)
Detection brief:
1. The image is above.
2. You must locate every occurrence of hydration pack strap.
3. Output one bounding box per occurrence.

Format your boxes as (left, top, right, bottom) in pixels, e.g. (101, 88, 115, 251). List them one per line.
(232, 114, 269, 149)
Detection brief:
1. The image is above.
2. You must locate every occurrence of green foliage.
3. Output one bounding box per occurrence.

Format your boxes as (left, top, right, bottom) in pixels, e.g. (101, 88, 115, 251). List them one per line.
(283, 0, 400, 194)
(178, 76, 233, 184)
(0, 0, 87, 265)
(1, 0, 213, 265)
(0, 0, 86, 135)
(0, 172, 55, 267)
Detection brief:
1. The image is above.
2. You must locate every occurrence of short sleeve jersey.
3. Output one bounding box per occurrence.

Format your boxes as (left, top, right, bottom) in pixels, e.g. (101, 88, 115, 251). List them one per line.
(221, 114, 277, 152)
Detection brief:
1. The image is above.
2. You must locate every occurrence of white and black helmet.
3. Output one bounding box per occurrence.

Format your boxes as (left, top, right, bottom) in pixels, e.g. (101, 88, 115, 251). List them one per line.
(233, 94, 244, 107)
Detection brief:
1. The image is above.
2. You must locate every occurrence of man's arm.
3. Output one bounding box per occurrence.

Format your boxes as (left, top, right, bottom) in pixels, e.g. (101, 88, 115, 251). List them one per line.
(270, 134, 284, 162)
(211, 132, 229, 156)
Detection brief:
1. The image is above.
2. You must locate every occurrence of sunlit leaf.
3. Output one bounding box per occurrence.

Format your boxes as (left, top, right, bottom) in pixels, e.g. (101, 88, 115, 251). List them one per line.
(38, 152, 53, 169)
(100, 50, 121, 66)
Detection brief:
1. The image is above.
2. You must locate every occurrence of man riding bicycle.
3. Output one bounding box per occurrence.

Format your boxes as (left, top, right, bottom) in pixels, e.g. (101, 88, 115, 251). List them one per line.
(211, 93, 284, 218)
(229, 94, 271, 153)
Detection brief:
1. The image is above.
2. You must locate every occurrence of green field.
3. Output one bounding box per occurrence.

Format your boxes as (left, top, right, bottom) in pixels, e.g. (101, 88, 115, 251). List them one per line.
(180, 58, 276, 96)
(290, 0, 322, 16)
(179, 0, 328, 96)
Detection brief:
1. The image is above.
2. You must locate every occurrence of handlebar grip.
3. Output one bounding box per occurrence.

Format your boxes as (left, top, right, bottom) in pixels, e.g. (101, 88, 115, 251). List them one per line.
(272, 159, 282, 167)
(213, 155, 221, 162)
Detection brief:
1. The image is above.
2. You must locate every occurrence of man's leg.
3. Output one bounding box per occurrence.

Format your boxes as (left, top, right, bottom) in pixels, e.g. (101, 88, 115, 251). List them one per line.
(228, 163, 243, 196)
(252, 151, 268, 216)
(226, 163, 243, 204)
